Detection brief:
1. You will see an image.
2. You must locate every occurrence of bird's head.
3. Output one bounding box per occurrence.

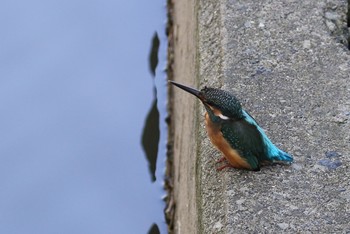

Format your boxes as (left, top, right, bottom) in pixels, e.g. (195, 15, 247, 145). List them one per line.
(170, 81, 243, 120)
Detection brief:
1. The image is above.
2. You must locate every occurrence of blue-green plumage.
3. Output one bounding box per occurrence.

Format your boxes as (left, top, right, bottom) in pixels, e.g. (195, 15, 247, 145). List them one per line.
(170, 81, 293, 171)
(242, 110, 293, 163)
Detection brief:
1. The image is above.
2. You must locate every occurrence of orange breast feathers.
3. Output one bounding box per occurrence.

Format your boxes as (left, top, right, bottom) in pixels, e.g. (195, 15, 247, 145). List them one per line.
(204, 113, 252, 169)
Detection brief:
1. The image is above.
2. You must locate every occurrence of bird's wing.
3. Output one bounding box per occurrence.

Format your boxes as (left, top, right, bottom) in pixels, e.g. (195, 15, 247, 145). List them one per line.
(242, 110, 293, 163)
(221, 118, 266, 170)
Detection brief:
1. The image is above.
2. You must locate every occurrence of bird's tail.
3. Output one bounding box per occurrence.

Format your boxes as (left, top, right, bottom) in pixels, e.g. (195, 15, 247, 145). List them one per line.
(273, 150, 293, 163)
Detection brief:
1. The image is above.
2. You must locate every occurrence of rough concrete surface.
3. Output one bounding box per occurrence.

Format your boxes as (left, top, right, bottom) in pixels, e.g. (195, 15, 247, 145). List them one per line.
(171, 0, 350, 233)
(169, 0, 199, 233)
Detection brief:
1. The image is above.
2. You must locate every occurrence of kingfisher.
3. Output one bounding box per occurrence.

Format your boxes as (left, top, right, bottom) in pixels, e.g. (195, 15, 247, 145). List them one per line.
(170, 81, 293, 171)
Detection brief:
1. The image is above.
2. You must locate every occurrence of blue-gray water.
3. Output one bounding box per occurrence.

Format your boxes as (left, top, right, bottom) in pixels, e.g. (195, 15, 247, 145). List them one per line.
(0, 0, 168, 233)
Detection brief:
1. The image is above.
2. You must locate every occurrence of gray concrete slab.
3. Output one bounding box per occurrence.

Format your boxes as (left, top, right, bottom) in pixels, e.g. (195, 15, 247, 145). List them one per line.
(170, 0, 350, 233)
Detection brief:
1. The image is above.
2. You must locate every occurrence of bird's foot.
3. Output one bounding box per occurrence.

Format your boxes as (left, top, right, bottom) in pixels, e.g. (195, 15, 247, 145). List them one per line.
(215, 157, 227, 164)
(216, 163, 233, 171)
(215, 157, 232, 171)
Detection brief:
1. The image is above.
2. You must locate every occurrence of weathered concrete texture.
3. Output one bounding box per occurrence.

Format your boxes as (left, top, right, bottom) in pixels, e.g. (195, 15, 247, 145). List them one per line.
(172, 0, 350, 233)
(195, 0, 350, 233)
(171, 0, 350, 233)
(169, 0, 199, 233)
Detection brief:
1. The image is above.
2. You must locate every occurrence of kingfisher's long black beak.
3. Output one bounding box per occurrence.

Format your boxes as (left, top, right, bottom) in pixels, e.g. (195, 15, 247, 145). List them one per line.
(169, 81, 201, 99)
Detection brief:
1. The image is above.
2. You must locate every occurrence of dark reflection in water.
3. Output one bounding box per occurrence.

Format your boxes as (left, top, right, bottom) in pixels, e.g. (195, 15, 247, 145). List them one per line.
(149, 33, 160, 76)
(148, 223, 160, 234)
(142, 32, 161, 182)
(141, 95, 160, 182)
(142, 25, 168, 231)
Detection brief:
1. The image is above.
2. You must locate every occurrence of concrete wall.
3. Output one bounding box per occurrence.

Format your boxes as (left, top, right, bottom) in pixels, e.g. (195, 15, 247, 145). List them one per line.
(170, 0, 350, 233)
(169, 0, 199, 233)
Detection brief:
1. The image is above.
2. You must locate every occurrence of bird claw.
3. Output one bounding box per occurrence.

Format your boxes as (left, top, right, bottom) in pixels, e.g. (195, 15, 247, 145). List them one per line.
(216, 163, 232, 171)
(215, 157, 232, 170)
(215, 157, 227, 164)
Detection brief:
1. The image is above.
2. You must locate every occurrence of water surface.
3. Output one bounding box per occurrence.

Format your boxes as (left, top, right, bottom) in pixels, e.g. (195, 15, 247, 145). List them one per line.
(0, 0, 167, 233)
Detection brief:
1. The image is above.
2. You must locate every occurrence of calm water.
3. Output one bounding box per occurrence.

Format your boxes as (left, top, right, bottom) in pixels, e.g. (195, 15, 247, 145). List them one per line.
(0, 0, 168, 233)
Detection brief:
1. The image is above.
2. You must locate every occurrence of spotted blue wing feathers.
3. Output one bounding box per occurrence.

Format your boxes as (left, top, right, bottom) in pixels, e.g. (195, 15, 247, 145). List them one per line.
(220, 110, 293, 170)
(221, 120, 263, 170)
(242, 110, 293, 163)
